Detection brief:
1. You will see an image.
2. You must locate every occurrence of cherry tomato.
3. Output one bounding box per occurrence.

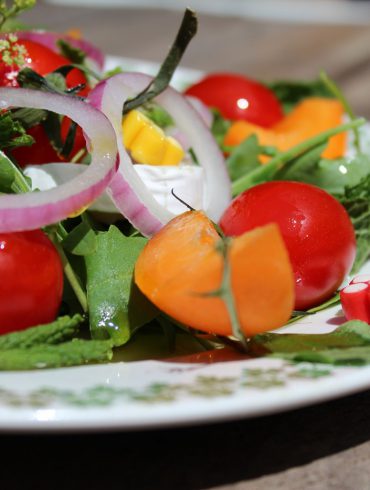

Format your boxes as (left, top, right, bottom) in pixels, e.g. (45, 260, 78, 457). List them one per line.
(184, 73, 284, 127)
(220, 181, 356, 310)
(0, 230, 64, 333)
(2, 39, 89, 166)
(0, 39, 89, 94)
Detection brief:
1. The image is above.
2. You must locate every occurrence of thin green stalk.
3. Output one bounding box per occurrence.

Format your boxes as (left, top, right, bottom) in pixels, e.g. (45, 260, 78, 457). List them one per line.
(231, 117, 366, 196)
(319, 70, 361, 153)
(51, 234, 88, 313)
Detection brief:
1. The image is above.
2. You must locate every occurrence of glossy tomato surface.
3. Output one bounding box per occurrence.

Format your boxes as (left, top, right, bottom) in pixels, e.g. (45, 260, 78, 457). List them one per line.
(0, 39, 88, 94)
(2, 39, 89, 165)
(220, 181, 356, 310)
(184, 73, 284, 127)
(0, 230, 64, 333)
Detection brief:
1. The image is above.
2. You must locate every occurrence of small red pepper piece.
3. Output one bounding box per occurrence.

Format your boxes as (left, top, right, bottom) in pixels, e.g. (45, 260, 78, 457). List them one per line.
(340, 277, 370, 323)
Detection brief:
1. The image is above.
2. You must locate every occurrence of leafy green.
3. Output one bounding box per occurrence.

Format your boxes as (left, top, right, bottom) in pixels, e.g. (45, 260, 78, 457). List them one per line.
(62, 216, 97, 256)
(211, 109, 231, 147)
(226, 134, 261, 181)
(273, 347, 370, 366)
(57, 39, 86, 65)
(0, 340, 113, 370)
(85, 226, 157, 346)
(123, 8, 197, 114)
(0, 110, 33, 152)
(253, 320, 370, 353)
(231, 117, 365, 196)
(143, 104, 173, 128)
(337, 172, 370, 272)
(267, 78, 332, 113)
(251, 321, 370, 366)
(0, 149, 32, 193)
(0, 314, 83, 350)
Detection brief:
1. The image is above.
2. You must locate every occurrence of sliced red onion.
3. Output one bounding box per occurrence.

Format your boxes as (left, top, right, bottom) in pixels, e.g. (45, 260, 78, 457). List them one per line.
(89, 72, 231, 236)
(16, 31, 105, 71)
(186, 95, 213, 128)
(0, 88, 117, 232)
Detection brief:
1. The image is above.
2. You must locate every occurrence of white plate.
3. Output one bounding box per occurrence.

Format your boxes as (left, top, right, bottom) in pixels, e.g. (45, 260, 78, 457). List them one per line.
(1, 57, 370, 433)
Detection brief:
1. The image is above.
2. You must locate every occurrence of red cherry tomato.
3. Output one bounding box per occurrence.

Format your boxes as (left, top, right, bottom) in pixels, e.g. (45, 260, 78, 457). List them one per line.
(0, 39, 89, 94)
(220, 181, 356, 310)
(2, 39, 89, 166)
(0, 230, 64, 333)
(184, 73, 284, 127)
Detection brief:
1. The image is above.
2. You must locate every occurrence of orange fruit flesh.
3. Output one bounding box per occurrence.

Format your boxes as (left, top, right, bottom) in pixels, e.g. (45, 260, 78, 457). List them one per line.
(135, 211, 295, 337)
(224, 97, 346, 161)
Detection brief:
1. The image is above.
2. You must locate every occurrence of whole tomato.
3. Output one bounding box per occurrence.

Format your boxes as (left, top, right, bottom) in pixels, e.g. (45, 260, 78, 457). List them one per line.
(2, 38, 89, 165)
(0, 230, 64, 333)
(184, 73, 283, 127)
(220, 181, 356, 310)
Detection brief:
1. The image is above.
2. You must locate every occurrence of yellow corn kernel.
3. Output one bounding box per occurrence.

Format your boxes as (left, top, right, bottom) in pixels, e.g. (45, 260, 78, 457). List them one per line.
(122, 110, 149, 148)
(122, 109, 184, 166)
(161, 136, 185, 166)
(130, 123, 167, 165)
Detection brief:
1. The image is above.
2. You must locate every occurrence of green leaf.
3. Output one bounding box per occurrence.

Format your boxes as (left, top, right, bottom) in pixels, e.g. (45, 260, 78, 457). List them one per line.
(57, 39, 86, 65)
(226, 134, 264, 181)
(62, 217, 97, 256)
(252, 320, 370, 366)
(267, 78, 332, 114)
(0, 110, 34, 150)
(85, 226, 157, 346)
(252, 320, 370, 354)
(0, 149, 32, 193)
(0, 340, 113, 371)
(123, 8, 197, 114)
(273, 142, 326, 182)
(273, 346, 370, 366)
(0, 314, 84, 350)
(211, 109, 231, 147)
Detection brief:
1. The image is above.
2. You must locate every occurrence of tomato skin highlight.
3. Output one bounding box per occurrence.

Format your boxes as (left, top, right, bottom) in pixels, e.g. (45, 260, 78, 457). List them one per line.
(184, 73, 284, 127)
(0, 230, 64, 333)
(220, 181, 356, 310)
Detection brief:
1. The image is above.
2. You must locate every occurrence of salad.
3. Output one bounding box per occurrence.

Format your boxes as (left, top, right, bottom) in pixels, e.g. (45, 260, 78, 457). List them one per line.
(1, 2, 370, 371)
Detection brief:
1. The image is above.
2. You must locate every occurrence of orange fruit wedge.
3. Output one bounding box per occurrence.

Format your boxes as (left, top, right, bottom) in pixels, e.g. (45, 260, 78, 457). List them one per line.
(224, 97, 346, 161)
(135, 211, 295, 337)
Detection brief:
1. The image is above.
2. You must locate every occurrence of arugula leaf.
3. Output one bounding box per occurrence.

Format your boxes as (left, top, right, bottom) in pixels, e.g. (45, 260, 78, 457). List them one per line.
(85, 226, 158, 346)
(226, 134, 261, 181)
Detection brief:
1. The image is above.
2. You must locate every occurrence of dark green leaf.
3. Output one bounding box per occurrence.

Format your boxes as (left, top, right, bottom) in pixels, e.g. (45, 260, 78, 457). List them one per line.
(123, 8, 197, 114)
(57, 39, 86, 65)
(0, 149, 32, 193)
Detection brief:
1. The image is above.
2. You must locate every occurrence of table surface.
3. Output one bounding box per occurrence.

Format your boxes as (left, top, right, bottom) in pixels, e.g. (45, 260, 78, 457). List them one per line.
(3, 3, 370, 490)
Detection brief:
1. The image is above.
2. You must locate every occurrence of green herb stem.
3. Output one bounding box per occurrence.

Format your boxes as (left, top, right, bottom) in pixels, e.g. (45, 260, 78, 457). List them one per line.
(52, 236, 88, 313)
(231, 118, 366, 196)
(319, 70, 361, 153)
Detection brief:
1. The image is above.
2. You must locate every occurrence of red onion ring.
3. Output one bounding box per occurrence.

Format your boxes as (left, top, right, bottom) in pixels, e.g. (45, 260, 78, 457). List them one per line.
(0, 88, 117, 232)
(89, 72, 231, 236)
